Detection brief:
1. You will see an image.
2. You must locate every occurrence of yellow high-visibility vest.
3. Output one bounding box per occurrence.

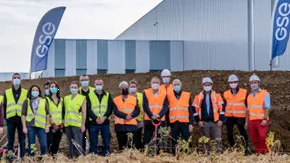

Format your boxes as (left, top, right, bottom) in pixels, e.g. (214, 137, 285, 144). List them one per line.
(5, 88, 27, 118)
(64, 94, 85, 127)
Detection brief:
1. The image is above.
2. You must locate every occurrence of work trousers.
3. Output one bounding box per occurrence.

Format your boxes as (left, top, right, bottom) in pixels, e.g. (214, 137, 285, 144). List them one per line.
(47, 127, 63, 155)
(116, 131, 137, 150)
(65, 126, 83, 158)
(200, 121, 222, 154)
(225, 117, 248, 148)
(248, 120, 269, 154)
(6, 121, 26, 158)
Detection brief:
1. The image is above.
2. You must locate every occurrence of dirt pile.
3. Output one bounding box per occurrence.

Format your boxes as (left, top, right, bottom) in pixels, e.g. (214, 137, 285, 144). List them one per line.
(0, 70, 290, 152)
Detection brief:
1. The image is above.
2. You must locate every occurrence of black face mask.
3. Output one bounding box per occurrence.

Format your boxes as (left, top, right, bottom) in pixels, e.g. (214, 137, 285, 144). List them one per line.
(122, 88, 129, 95)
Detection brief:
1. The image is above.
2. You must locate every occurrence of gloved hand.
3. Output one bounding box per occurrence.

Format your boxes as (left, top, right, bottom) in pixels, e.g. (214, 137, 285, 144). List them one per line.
(52, 123, 59, 131)
(60, 123, 64, 129)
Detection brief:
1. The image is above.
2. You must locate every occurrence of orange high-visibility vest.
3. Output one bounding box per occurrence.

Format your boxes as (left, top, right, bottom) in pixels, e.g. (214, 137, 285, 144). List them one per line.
(160, 84, 174, 96)
(168, 91, 190, 123)
(144, 88, 167, 121)
(192, 91, 224, 122)
(114, 95, 137, 126)
(224, 89, 247, 118)
(247, 90, 269, 120)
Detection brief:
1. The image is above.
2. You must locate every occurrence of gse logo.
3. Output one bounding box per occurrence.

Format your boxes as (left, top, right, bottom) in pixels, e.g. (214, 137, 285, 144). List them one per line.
(275, 3, 290, 41)
(36, 22, 56, 57)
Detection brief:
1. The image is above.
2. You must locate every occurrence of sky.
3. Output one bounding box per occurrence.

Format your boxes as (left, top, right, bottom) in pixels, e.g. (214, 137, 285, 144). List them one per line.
(0, 0, 162, 73)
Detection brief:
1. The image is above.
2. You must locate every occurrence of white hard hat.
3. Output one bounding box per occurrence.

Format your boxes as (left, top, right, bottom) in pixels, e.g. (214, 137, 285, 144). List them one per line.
(202, 77, 213, 84)
(249, 74, 260, 82)
(161, 69, 171, 77)
(228, 74, 239, 82)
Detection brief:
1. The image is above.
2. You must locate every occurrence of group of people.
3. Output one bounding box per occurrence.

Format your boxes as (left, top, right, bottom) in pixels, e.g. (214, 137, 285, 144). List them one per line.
(0, 69, 271, 160)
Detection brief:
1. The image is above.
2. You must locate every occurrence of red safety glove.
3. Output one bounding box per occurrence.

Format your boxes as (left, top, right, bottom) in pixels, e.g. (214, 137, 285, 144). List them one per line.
(52, 123, 59, 131)
(60, 123, 64, 129)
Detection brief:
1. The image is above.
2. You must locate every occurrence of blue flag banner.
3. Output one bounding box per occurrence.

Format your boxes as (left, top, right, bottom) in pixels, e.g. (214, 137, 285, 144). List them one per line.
(271, 0, 290, 59)
(30, 6, 66, 72)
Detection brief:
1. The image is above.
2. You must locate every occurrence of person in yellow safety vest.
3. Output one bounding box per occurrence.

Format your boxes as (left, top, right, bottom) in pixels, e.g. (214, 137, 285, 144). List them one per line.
(78, 74, 94, 153)
(245, 74, 271, 154)
(64, 81, 87, 158)
(223, 74, 249, 155)
(3, 73, 27, 160)
(21, 85, 50, 156)
(143, 77, 168, 148)
(114, 81, 140, 151)
(46, 81, 64, 156)
(192, 77, 224, 154)
(128, 80, 144, 150)
(167, 79, 193, 155)
(87, 78, 113, 156)
(0, 94, 3, 134)
(159, 69, 174, 96)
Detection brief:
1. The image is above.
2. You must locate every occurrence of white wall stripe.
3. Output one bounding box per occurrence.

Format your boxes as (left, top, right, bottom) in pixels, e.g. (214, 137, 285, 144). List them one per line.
(65, 40, 76, 76)
(86, 40, 98, 75)
(108, 40, 125, 73)
(43, 41, 55, 77)
(136, 41, 150, 72)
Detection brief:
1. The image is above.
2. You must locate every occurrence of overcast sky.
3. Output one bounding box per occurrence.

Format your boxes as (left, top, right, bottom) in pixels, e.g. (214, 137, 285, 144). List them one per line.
(0, 0, 162, 73)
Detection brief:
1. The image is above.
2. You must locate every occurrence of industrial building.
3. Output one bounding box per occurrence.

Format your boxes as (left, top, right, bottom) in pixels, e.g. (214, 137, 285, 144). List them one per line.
(42, 0, 290, 78)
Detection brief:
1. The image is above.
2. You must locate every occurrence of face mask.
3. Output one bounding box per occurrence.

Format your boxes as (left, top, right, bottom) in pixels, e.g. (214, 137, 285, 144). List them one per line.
(31, 91, 39, 98)
(129, 87, 137, 93)
(45, 89, 50, 95)
(251, 83, 259, 90)
(50, 87, 58, 94)
(174, 85, 181, 92)
(151, 83, 160, 91)
(203, 86, 212, 92)
(95, 85, 103, 91)
(13, 79, 21, 85)
(81, 81, 89, 87)
(230, 83, 238, 89)
(122, 88, 129, 95)
(162, 77, 170, 84)
(70, 88, 78, 94)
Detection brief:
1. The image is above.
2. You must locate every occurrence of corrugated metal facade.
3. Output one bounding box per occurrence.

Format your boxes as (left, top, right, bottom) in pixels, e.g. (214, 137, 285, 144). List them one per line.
(116, 0, 290, 71)
(43, 39, 183, 77)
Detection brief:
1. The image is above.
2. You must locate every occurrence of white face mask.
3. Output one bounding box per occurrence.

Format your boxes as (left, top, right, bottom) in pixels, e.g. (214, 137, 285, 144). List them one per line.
(151, 83, 160, 91)
(162, 77, 170, 84)
(230, 83, 238, 89)
(95, 85, 103, 91)
(203, 86, 212, 92)
(251, 83, 259, 90)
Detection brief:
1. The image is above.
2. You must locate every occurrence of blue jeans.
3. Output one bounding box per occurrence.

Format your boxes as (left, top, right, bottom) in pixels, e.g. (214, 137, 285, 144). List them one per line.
(27, 126, 47, 156)
(89, 124, 110, 155)
(6, 121, 26, 158)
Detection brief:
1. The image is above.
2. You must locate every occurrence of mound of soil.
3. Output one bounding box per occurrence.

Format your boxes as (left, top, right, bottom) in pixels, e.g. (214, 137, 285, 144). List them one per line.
(0, 70, 290, 152)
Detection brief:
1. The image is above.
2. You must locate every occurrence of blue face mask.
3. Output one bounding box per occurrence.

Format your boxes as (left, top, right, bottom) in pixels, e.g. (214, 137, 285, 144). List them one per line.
(129, 87, 137, 93)
(50, 87, 58, 94)
(31, 91, 39, 97)
(162, 77, 170, 84)
(81, 81, 89, 87)
(174, 85, 181, 92)
(70, 88, 78, 94)
(13, 79, 21, 85)
(45, 89, 50, 95)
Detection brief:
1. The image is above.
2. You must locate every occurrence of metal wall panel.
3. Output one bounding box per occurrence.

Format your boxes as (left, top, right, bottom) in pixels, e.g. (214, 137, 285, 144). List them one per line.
(76, 40, 87, 69)
(107, 40, 125, 74)
(65, 40, 76, 76)
(97, 40, 108, 70)
(116, 0, 249, 71)
(54, 39, 66, 69)
(86, 40, 98, 75)
(135, 41, 150, 73)
(125, 40, 136, 70)
(150, 41, 170, 70)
